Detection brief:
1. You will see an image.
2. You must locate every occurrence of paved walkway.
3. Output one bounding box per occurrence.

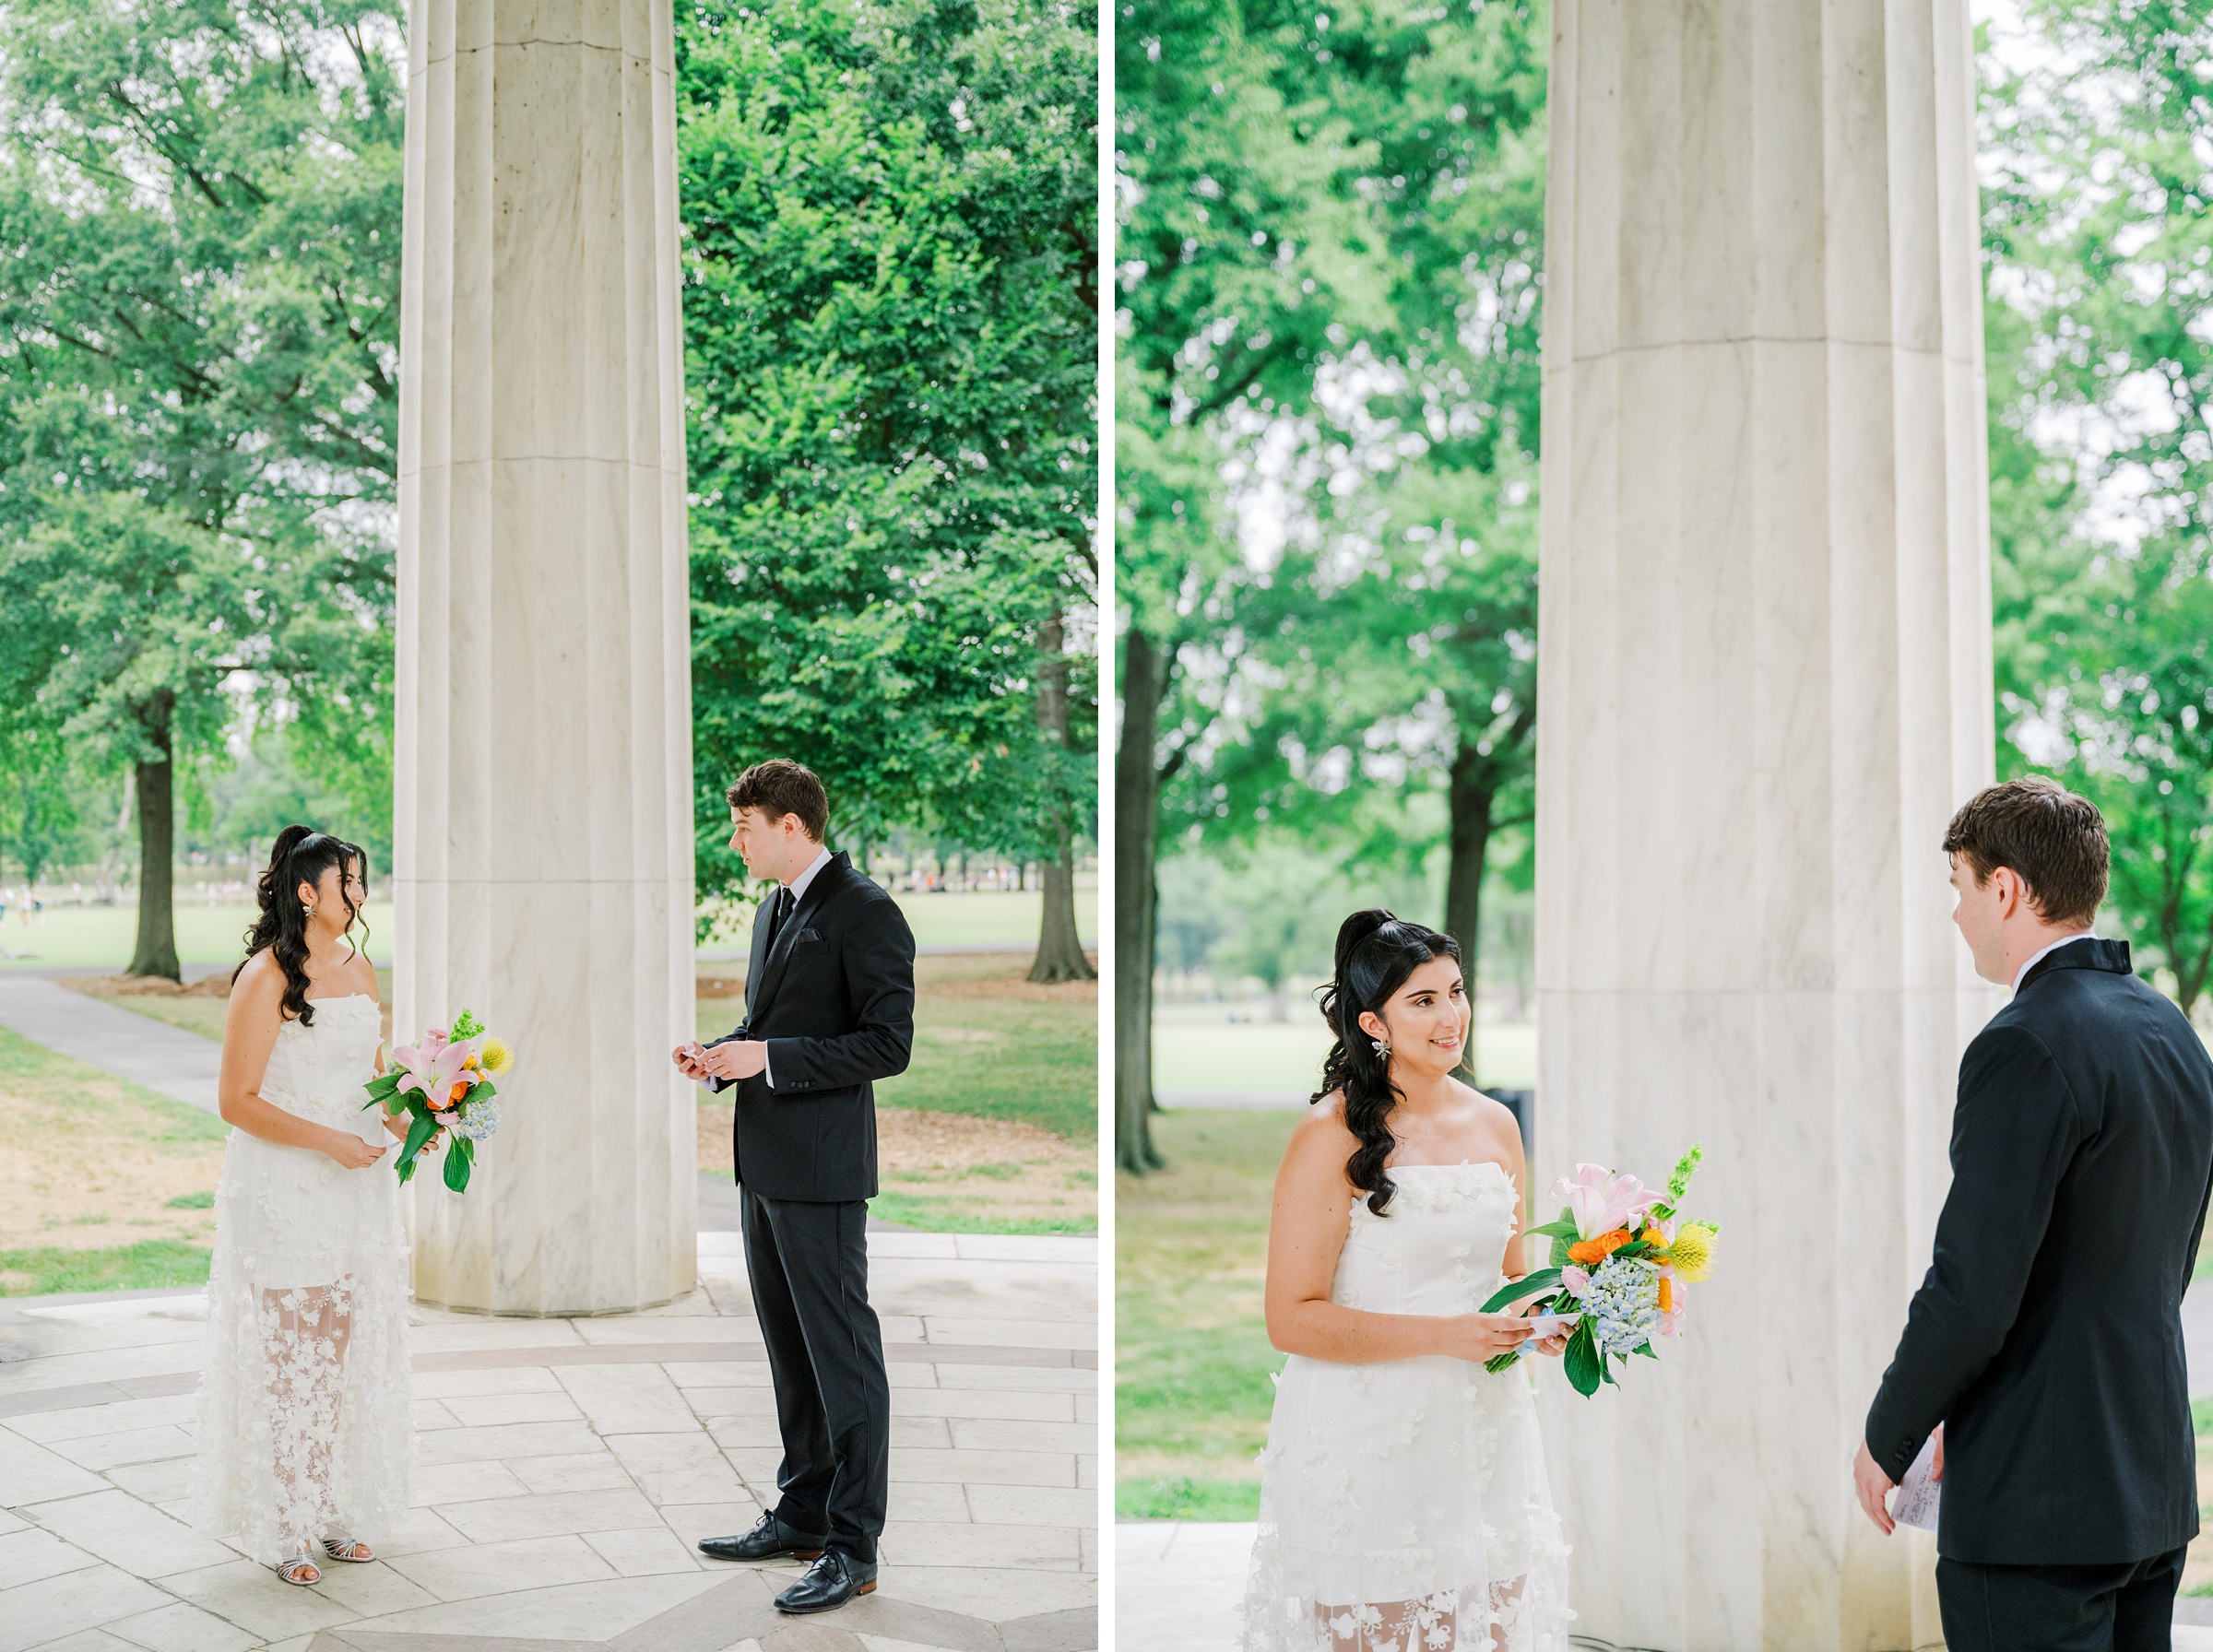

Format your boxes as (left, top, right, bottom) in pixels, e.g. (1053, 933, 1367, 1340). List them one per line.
(0, 974, 225, 1114)
(0, 1230, 1097, 1652)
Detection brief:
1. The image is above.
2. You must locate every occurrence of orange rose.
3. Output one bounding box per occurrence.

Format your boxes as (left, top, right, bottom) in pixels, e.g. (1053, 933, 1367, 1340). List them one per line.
(1567, 1228, 1633, 1267)
(1658, 1277, 1674, 1314)
(446, 1080, 470, 1107)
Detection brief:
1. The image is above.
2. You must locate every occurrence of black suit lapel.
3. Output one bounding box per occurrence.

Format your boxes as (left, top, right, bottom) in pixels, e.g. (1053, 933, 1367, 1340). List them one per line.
(746, 853, 850, 1024)
(743, 887, 777, 1023)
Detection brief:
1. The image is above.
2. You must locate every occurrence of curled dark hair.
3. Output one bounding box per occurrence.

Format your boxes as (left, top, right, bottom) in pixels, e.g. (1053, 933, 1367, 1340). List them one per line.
(237, 826, 370, 1024)
(1312, 909, 1463, 1215)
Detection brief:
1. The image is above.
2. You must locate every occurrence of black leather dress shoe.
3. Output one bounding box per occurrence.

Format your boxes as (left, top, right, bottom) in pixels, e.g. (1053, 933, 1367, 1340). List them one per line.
(698, 1511, 830, 1563)
(774, 1549, 878, 1613)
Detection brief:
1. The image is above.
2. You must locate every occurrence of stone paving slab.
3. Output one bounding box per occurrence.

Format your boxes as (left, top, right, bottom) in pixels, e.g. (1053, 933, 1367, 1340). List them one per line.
(0, 1236, 1096, 1652)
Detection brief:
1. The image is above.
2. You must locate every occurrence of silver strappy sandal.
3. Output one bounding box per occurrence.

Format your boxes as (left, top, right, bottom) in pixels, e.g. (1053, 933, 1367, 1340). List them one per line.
(275, 1550, 322, 1586)
(322, 1535, 374, 1564)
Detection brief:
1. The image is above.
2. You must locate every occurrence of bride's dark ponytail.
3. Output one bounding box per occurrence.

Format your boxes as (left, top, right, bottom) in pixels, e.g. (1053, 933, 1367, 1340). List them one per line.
(1312, 909, 1463, 1215)
(237, 826, 370, 1024)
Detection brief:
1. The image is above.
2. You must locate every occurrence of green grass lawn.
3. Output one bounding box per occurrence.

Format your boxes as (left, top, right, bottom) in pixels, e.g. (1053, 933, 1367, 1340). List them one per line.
(711, 887, 1097, 952)
(866, 1183, 1097, 1235)
(0, 1027, 227, 1295)
(1117, 1107, 1300, 1519)
(877, 995, 1097, 1140)
(0, 902, 396, 971)
(6, 888, 1094, 972)
(1152, 1016, 1535, 1093)
(0, 1240, 213, 1296)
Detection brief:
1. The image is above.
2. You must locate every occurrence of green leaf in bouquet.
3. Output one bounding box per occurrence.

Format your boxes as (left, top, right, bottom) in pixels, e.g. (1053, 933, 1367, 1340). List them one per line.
(1480, 1268, 1564, 1314)
(400, 1110, 439, 1176)
(1563, 1320, 1603, 1396)
(443, 1134, 474, 1193)
(466, 1079, 498, 1104)
(1635, 1340, 1660, 1359)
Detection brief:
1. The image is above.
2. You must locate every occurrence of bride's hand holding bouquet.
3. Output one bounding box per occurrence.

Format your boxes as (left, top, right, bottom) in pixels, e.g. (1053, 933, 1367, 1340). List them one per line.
(362, 1009, 515, 1192)
(1484, 1143, 1722, 1395)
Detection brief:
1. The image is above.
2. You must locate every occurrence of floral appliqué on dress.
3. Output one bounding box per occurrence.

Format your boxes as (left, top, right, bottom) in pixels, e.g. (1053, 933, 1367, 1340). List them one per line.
(191, 995, 412, 1564)
(1241, 1161, 1572, 1651)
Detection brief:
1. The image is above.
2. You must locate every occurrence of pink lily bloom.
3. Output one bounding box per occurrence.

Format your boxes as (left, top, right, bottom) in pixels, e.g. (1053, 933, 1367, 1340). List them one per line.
(1551, 1162, 1659, 1239)
(396, 1040, 477, 1111)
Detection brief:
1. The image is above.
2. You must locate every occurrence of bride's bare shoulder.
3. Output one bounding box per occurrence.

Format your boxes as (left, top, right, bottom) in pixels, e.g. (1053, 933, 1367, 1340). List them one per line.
(1284, 1092, 1357, 1162)
(232, 949, 281, 994)
(226, 950, 286, 1022)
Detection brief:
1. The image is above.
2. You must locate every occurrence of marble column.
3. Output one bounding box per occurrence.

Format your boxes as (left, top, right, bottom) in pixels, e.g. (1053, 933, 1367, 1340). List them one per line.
(1534, 0, 1998, 1646)
(394, 0, 696, 1315)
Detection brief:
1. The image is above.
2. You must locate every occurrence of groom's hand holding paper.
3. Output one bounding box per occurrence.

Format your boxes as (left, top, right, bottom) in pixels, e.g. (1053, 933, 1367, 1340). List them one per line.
(701, 1039, 769, 1082)
(1890, 1430, 1942, 1533)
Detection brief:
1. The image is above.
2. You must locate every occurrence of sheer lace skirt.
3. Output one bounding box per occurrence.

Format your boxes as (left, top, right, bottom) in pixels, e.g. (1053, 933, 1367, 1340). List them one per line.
(1241, 1353, 1571, 1652)
(192, 1128, 414, 1564)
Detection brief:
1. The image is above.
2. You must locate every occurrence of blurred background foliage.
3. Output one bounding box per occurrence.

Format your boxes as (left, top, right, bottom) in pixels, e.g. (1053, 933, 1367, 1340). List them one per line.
(0, 0, 1099, 979)
(1116, 0, 2213, 1168)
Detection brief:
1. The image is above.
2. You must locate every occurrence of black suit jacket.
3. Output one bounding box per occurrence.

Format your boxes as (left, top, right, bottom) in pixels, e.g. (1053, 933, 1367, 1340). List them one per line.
(704, 852, 916, 1202)
(1864, 938, 2213, 1564)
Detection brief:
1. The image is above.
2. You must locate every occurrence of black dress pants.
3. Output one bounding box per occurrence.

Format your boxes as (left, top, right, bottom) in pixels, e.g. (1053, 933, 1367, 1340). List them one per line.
(1936, 1545, 2185, 1652)
(739, 1186, 890, 1562)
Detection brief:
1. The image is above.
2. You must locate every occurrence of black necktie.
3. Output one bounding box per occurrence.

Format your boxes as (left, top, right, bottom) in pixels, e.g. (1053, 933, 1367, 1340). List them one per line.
(766, 886, 794, 951)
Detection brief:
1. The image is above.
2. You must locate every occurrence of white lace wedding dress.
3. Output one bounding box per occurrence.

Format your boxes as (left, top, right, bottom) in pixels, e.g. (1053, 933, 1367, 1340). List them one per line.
(192, 994, 413, 1564)
(1243, 1160, 1571, 1652)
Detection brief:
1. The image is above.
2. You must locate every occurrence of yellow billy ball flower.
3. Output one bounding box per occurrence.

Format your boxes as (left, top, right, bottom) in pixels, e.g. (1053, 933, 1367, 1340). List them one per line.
(1668, 1222, 1718, 1282)
(479, 1038, 514, 1077)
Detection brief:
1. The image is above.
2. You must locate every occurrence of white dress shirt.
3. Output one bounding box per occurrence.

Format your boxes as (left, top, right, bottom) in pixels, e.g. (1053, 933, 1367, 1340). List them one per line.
(2012, 929, 2095, 993)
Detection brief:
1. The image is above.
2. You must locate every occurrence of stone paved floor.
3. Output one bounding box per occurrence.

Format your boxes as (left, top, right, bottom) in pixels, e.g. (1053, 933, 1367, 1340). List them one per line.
(0, 1231, 1096, 1652)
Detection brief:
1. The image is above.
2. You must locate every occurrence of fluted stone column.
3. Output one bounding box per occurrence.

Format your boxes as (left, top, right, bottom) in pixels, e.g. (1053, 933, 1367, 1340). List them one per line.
(394, 0, 696, 1316)
(1534, 0, 1998, 1645)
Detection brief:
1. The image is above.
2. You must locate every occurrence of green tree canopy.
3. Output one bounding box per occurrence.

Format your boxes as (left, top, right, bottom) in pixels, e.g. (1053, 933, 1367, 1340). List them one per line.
(1982, 0, 2213, 1015)
(0, 0, 402, 974)
(1115, 0, 1548, 1168)
(679, 0, 1098, 962)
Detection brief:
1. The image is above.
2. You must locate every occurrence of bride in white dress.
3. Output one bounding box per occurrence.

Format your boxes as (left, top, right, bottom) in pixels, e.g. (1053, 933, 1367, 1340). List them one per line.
(1243, 911, 1571, 1652)
(192, 827, 413, 1586)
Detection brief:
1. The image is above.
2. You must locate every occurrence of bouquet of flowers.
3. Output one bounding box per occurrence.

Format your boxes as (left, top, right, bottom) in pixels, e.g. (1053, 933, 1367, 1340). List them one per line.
(361, 1009, 513, 1192)
(1481, 1144, 1720, 1395)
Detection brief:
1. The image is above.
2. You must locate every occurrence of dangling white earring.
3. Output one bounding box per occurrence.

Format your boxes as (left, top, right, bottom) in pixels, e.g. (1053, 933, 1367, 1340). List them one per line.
(305, 904, 316, 917)
(1371, 1037, 1391, 1058)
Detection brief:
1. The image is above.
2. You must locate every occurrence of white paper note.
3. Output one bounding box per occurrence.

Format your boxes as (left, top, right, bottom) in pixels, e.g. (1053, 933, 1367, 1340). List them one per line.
(1892, 1433, 1940, 1532)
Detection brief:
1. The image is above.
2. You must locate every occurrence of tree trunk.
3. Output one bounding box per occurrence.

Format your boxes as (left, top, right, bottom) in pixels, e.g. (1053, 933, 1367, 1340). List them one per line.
(129, 701, 182, 982)
(1117, 625, 1170, 1174)
(1030, 611, 1095, 983)
(1444, 740, 1496, 1084)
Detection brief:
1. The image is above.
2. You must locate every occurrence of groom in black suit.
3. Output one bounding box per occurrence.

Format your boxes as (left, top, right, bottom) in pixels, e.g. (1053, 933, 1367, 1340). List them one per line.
(1855, 777, 2213, 1650)
(672, 760, 915, 1614)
